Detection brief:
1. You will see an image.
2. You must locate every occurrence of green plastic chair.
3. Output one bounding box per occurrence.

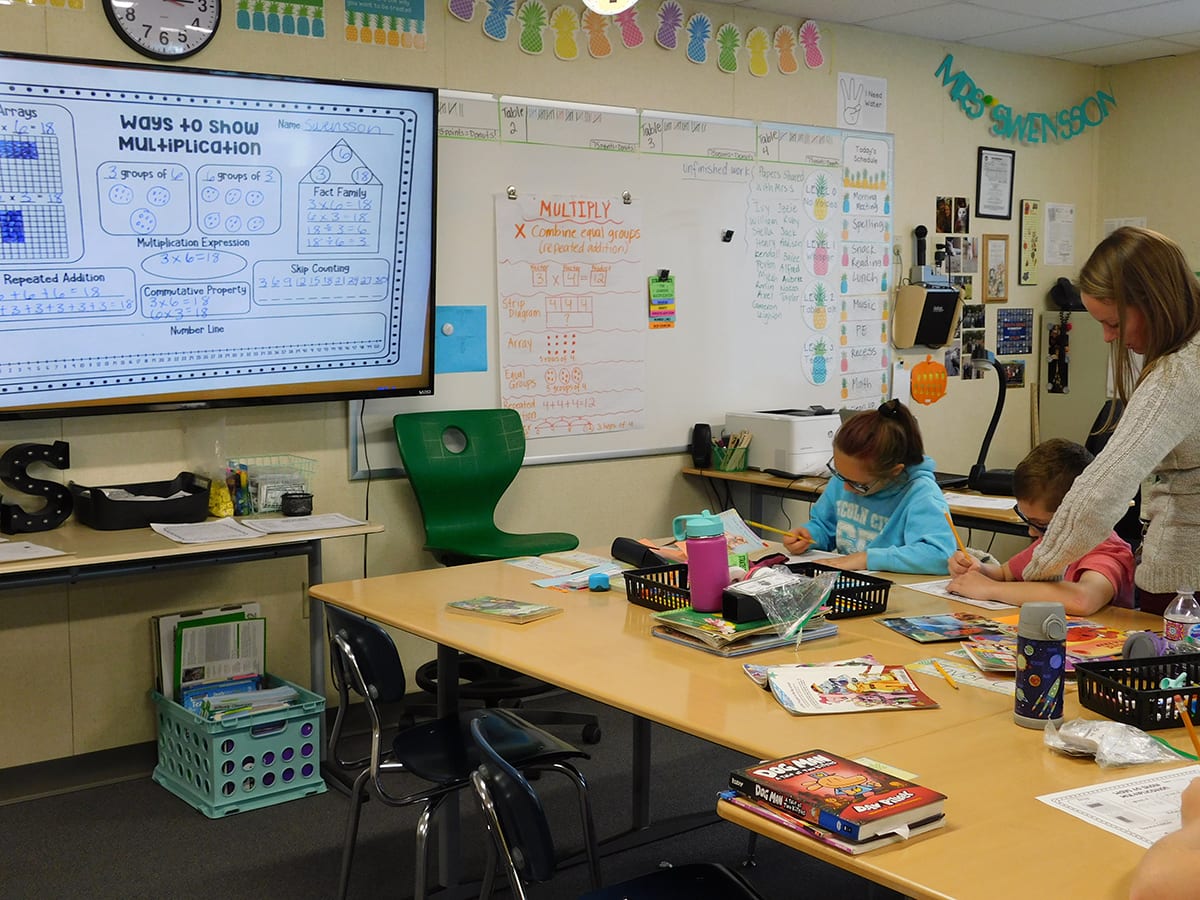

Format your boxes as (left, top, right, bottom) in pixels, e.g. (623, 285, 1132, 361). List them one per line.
(394, 409, 600, 743)
(393, 408, 579, 565)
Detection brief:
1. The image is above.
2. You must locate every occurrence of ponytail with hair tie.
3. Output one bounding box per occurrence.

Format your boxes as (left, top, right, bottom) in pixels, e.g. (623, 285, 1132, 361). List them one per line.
(878, 399, 901, 419)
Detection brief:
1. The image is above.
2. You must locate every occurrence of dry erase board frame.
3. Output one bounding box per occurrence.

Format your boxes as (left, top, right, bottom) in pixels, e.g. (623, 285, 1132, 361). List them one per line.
(348, 93, 894, 480)
(0, 52, 436, 421)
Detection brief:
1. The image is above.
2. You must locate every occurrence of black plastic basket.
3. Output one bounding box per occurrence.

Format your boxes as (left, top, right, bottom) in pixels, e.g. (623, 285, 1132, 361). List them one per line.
(785, 562, 891, 619)
(1075, 652, 1200, 731)
(623, 561, 890, 619)
(625, 564, 691, 612)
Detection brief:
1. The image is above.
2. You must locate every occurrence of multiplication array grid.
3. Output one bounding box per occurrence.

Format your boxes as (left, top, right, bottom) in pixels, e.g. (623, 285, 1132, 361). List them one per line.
(0, 134, 69, 261)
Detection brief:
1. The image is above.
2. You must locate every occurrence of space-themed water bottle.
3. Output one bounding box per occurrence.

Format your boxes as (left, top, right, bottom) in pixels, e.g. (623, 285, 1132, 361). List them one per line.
(1014, 601, 1067, 728)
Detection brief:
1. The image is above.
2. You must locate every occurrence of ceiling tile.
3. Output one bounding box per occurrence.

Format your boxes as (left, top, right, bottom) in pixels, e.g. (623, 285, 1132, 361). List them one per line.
(1054, 37, 1198, 65)
(967, 0, 1164, 20)
(1079, 1, 1200, 38)
(961, 21, 1133, 55)
(858, 4, 1052, 42)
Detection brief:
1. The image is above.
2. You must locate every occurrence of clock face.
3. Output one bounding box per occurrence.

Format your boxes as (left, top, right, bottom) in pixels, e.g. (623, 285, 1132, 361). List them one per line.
(104, 0, 221, 60)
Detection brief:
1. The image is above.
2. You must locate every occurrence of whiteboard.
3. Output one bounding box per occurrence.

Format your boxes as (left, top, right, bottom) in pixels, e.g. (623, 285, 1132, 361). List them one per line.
(350, 92, 893, 478)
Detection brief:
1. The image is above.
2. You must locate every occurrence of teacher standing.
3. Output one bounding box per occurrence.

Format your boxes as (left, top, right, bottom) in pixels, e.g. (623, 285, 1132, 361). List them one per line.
(1023, 226, 1200, 613)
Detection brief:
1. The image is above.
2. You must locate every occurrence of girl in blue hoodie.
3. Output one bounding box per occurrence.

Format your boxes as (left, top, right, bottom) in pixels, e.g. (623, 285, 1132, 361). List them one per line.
(782, 400, 956, 574)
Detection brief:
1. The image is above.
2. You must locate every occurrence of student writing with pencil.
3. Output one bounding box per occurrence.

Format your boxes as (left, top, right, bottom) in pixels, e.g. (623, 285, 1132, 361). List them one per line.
(946, 439, 1135, 616)
(781, 400, 956, 573)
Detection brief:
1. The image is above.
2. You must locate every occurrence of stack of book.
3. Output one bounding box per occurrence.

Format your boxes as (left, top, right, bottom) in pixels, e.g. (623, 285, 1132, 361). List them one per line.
(152, 602, 282, 719)
(649, 607, 837, 657)
(724, 749, 946, 854)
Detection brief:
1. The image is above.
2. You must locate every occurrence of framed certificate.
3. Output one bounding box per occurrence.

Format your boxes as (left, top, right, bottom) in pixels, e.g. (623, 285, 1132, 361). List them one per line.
(976, 147, 1015, 220)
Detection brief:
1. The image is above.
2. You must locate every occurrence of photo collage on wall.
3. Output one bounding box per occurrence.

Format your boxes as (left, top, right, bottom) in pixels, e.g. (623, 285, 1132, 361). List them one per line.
(935, 195, 979, 380)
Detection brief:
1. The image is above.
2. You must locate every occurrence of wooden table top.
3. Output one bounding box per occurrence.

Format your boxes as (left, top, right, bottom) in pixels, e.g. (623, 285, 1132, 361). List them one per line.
(311, 560, 1180, 900)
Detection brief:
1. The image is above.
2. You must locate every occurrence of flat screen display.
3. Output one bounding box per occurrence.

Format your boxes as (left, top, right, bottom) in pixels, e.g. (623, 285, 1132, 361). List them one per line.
(0, 53, 436, 419)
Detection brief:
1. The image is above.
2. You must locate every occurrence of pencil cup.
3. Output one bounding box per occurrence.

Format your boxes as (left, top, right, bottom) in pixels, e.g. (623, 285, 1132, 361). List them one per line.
(1014, 602, 1067, 728)
(711, 445, 747, 472)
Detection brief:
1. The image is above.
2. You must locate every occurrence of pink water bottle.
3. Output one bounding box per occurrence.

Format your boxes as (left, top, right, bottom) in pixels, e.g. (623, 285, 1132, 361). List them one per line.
(672, 509, 730, 613)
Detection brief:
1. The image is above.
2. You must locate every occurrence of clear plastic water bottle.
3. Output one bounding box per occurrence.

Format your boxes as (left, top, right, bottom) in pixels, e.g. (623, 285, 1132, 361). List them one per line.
(1163, 588, 1200, 653)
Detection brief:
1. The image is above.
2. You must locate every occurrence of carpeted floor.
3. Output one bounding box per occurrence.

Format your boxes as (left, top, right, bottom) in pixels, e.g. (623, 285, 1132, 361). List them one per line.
(0, 691, 907, 899)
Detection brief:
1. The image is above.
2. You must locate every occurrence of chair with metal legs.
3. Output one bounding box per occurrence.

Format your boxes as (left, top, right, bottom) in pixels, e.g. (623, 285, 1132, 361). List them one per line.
(324, 604, 600, 900)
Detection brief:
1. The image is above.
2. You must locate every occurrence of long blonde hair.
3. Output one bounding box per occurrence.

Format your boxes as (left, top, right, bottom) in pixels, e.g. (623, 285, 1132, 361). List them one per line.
(1078, 226, 1200, 405)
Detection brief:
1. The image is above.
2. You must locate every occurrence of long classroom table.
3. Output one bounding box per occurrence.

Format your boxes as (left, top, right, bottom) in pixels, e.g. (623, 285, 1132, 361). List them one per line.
(310, 561, 1182, 900)
(683, 465, 1028, 537)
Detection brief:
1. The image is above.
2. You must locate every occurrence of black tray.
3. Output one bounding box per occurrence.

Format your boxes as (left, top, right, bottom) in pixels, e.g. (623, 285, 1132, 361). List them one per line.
(70, 472, 210, 530)
(1076, 653, 1200, 730)
(624, 561, 891, 620)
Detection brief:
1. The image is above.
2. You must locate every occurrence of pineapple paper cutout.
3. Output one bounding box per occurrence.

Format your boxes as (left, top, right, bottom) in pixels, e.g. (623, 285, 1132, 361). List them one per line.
(483, 0, 515, 40)
(841, 377, 849, 400)
(715, 23, 741, 73)
(746, 27, 770, 77)
(807, 338, 829, 385)
(549, 5, 580, 59)
(811, 174, 830, 220)
(655, 0, 683, 49)
(582, 9, 613, 57)
(799, 19, 825, 69)
(811, 228, 830, 276)
(810, 282, 828, 329)
(614, 8, 645, 48)
(685, 14, 711, 64)
(774, 26, 799, 75)
(517, 0, 548, 53)
(448, 0, 476, 22)
(839, 324, 848, 345)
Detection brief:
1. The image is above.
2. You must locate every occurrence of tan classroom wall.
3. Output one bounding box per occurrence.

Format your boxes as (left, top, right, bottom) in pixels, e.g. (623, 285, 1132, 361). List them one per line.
(0, 3, 1110, 768)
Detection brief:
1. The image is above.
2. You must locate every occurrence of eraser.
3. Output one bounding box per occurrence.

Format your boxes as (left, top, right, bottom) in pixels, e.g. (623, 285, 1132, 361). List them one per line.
(588, 572, 611, 591)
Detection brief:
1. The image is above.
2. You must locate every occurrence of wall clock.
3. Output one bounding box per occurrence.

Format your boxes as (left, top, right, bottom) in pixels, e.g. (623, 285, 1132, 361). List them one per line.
(103, 0, 221, 61)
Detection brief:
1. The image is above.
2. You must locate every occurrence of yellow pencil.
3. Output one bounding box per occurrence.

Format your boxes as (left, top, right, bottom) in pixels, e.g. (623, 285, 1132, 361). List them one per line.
(944, 511, 968, 556)
(1175, 695, 1200, 758)
(932, 659, 959, 690)
(746, 520, 794, 539)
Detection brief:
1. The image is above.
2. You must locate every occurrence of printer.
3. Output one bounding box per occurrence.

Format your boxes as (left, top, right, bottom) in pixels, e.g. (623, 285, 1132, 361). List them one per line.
(724, 408, 840, 477)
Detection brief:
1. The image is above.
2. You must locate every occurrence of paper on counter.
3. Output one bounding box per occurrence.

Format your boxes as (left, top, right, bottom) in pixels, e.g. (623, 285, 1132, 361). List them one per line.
(943, 492, 1019, 511)
(152, 518, 259, 543)
(239, 513, 365, 533)
(505, 557, 578, 576)
(0, 541, 68, 562)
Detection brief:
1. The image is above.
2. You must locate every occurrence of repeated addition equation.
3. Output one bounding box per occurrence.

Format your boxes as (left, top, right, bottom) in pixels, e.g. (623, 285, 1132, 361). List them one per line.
(0, 268, 135, 319)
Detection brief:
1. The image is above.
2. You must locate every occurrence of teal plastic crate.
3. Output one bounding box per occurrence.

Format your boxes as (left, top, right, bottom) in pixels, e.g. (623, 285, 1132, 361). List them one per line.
(151, 674, 326, 818)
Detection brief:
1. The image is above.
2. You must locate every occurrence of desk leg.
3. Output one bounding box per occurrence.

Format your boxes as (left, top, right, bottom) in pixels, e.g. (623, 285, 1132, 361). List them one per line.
(436, 644, 461, 888)
(306, 541, 326, 746)
(749, 485, 764, 523)
(632, 715, 652, 830)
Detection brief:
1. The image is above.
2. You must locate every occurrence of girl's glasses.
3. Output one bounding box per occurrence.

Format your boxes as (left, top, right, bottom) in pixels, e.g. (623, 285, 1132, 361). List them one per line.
(1012, 504, 1050, 534)
(826, 457, 881, 494)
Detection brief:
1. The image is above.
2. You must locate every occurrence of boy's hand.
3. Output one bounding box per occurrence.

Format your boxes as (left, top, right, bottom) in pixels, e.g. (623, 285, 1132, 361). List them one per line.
(822, 552, 868, 571)
(947, 568, 995, 601)
(783, 527, 814, 555)
(947, 550, 979, 577)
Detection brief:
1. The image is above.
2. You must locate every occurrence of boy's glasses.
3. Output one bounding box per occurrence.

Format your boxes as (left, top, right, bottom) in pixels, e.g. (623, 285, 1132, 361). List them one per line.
(826, 457, 881, 494)
(1012, 504, 1050, 534)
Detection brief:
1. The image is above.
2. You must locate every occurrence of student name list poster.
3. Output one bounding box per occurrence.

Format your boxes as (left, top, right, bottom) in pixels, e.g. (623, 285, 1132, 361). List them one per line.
(495, 194, 646, 438)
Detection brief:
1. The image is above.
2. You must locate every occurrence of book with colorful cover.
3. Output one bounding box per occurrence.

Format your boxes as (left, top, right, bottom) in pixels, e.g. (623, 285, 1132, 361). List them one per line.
(727, 749, 947, 842)
(717, 790, 945, 854)
(651, 621, 837, 657)
(651, 607, 779, 648)
(767, 664, 940, 715)
(445, 596, 563, 623)
(961, 617, 1127, 673)
(874, 612, 1005, 643)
